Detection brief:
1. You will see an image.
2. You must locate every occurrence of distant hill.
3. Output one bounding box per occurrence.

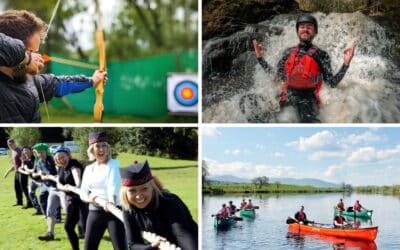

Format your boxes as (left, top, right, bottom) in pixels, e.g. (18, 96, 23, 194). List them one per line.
(208, 175, 341, 188)
(209, 175, 251, 183)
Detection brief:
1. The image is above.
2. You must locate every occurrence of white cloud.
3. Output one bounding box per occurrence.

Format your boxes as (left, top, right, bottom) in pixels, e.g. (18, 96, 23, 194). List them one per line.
(206, 159, 294, 179)
(256, 144, 266, 150)
(309, 150, 347, 161)
(272, 152, 284, 158)
(224, 148, 248, 156)
(340, 131, 380, 146)
(324, 164, 344, 178)
(287, 130, 335, 151)
(346, 145, 400, 163)
(203, 127, 221, 137)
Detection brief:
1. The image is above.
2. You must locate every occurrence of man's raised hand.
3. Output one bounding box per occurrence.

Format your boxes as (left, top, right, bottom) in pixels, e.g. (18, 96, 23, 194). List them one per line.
(344, 40, 357, 66)
(252, 39, 265, 59)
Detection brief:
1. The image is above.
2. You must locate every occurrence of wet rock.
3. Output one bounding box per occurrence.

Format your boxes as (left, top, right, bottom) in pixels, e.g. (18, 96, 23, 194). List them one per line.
(203, 0, 299, 40)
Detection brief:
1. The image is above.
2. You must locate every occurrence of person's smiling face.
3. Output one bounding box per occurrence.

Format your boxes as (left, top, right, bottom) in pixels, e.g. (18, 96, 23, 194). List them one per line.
(93, 142, 109, 164)
(126, 182, 153, 209)
(297, 23, 316, 42)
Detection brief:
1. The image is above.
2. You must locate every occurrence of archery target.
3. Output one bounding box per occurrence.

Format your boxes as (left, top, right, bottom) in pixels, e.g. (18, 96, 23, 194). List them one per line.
(167, 74, 198, 114)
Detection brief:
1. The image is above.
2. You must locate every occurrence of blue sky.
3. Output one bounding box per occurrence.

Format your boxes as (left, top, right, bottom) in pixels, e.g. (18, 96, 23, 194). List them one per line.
(202, 127, 400, 186)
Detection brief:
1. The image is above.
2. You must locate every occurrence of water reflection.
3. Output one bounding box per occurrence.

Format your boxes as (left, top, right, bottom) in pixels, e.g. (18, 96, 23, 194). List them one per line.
(203, 193, 400, 249)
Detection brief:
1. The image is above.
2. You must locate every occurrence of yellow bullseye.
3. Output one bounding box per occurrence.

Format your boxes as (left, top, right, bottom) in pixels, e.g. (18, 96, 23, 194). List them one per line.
(181, 87, 194, 100)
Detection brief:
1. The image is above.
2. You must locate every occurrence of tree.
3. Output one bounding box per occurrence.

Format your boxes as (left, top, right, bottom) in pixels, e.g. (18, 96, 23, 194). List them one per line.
(252, 176, 269, 189)
(202, 160, 209, 185)
(275, 181, 280, 191)
(8, 128, 41, 147)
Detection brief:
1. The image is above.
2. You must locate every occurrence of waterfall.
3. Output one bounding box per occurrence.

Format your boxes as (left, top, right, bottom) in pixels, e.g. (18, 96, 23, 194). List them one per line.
(203, 12, 400, 123)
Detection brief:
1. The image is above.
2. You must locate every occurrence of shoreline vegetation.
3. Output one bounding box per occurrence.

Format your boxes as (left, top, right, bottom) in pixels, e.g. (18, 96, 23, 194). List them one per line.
(203, 182, 400, 196)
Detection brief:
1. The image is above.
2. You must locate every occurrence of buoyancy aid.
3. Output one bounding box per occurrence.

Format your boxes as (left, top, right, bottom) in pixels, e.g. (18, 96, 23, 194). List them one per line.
(281, 45, 323, 104)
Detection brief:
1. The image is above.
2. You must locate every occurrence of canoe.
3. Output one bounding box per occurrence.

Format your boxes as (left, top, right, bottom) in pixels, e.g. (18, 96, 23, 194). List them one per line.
(287, 231, 377, 250)
(214, 216, 236, 230)
(334, 207, 372, 218)
(239, 209, 255, 218)
(288, 223, 378, 241)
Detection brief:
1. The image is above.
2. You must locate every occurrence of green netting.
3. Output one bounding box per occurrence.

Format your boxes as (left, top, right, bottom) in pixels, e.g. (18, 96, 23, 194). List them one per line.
(49, 50, 198, 117)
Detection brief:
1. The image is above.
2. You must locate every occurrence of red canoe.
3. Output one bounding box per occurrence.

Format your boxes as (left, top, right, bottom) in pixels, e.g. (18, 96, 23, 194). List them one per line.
(288, 223, 378, 241)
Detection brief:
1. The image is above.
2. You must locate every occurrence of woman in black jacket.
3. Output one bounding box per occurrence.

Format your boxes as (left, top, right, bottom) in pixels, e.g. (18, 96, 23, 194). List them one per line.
(120, 160, 198, 250)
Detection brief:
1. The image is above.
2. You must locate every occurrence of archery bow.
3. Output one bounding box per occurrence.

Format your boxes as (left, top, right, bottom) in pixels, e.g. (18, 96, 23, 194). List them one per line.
(93, 0, 106, 122)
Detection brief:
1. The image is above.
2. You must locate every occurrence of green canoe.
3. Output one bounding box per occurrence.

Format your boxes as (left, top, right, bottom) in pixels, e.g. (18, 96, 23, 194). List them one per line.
(214, 216, 236, 230)
(239, 209, 255, 218)
(334, 207, 373, 218)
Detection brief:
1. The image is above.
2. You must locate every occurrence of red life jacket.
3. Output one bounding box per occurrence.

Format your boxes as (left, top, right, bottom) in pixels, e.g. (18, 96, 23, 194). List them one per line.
(281, 45, 323, 104)
(297, 211, 305, 221)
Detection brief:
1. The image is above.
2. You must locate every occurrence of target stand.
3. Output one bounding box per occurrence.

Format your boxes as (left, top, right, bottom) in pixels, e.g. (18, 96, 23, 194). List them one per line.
(167, 73, 198, 116)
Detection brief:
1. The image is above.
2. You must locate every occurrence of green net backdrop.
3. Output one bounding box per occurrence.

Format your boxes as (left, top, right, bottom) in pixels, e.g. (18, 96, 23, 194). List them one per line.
(50, 50, 198, 117)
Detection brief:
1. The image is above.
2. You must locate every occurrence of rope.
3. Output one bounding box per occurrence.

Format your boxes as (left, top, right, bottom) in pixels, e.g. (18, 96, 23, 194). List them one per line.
(64, 185, 181, 249)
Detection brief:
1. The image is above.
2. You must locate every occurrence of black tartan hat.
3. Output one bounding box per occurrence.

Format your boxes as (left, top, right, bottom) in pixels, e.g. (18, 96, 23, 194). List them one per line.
(120, 160, 153, 186)
(88, 132, 108, 145)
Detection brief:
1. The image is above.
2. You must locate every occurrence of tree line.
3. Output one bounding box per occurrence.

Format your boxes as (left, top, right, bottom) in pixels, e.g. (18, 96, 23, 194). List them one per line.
(5, 127, 197, 160)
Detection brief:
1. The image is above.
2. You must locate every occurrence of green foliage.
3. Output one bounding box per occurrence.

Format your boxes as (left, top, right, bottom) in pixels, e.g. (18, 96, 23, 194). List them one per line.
(107, 0, 198, 60)
(8, 128, 41, 147)
(2, 1, 197, 60)
(355, 185, 400, 195)
(203, 182, 343, 194)
(67, 128, 197, 161)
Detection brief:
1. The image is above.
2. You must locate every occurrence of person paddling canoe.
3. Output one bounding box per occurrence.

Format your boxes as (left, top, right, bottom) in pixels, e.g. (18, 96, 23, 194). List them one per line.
(336, 198, 345, 211)
(240, 199, 247, 209)
(253, 13, 356, 123)
(353, 200, 367, 212)
(227, 200, 236, 215)
(294, 205, 309, 224)
(334, 209, 351, 228)
(244, 199, 253, 209)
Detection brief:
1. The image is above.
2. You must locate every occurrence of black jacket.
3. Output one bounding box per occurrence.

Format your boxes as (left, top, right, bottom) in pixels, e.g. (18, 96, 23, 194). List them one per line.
(123, 192, 198, 250)
(0, 32, 25, 67)
(0, 72, 91, 123)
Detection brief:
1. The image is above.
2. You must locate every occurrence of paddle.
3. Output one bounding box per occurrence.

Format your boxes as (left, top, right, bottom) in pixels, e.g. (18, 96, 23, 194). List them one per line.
(286, 216, 299, 224)
(236, 206, 259, 211)
(211, 214, 243, 221)
(286, 216, 315, 225)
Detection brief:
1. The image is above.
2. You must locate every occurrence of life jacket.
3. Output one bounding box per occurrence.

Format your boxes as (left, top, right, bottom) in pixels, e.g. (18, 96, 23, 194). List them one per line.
(297, 211, 305, 221)
(281, 45, 323, 104)
(337, 202, 344, 210)
(353, 203, 361, 211)
(219, 208, 228, 218)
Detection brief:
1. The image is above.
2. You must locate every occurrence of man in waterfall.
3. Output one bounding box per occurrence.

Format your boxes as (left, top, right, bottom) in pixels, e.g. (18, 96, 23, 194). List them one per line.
(253, 14, 357, 123)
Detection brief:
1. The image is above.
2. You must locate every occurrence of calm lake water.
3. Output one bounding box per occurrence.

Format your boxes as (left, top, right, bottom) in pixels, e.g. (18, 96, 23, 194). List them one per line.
(202, 193, 400, 249)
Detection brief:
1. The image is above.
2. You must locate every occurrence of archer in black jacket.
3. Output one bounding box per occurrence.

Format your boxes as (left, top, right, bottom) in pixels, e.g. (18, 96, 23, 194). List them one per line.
(0, 10, 107, 123)
(120, 161, 198, 250)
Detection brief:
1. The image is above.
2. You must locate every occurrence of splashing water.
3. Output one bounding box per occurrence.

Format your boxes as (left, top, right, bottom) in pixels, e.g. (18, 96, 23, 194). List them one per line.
(203, 12, 400, 123)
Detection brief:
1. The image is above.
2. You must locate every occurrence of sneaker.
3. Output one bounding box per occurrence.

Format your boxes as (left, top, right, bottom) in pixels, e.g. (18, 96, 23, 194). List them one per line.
(38, 232, 54, 241)
(12, 203, 22, 207)
(22, 204, 33, 209)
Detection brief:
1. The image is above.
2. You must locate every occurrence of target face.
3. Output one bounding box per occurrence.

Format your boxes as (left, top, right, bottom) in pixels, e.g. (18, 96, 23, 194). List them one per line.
(167, 74, 198, 114)
(174, 81, 198, 106)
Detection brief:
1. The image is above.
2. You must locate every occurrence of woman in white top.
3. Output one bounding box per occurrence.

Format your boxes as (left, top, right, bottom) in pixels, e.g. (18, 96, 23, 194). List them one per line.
(80, 132, 127, 250)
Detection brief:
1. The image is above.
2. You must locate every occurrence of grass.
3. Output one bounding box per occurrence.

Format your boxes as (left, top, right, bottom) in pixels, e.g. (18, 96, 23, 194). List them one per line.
(203, 182, 343, 194)
(39, 105, 197, 123)
(0, 154, 198, 249)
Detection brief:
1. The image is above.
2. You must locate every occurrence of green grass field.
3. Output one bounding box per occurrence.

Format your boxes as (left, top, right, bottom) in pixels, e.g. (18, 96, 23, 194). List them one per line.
(39, 105, 197, 123)
(0, 153, 198, 249)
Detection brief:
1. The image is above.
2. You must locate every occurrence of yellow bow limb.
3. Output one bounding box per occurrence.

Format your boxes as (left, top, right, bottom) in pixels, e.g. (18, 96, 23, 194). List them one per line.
(93, 0, 106, 122)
